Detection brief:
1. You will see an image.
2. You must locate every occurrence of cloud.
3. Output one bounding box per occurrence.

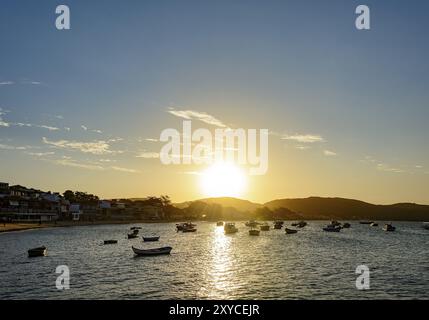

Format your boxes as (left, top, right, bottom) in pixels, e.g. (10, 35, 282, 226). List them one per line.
(111, 166, 140, 173)
(64, 127, 71, 131)
(136, 152, 160, 159)
(282, 134, 325, 143)
(167, 108, 227, 128)
(295, 145, 310, 150)
(323, 150, 337, 156)
(53, 158, 105, 171)
(81, 125, 88, 131)
(377, 163, 404, 173)
(25, 151, 55, 157)
(42, 137, 115, 155)
(144, 138, 158, 142)
(0, 81, 14, 86)
(38, 125, 59, 131)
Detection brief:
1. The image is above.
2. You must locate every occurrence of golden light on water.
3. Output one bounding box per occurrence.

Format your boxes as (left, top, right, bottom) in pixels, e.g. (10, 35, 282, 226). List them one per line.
(199, 162, 247, 198)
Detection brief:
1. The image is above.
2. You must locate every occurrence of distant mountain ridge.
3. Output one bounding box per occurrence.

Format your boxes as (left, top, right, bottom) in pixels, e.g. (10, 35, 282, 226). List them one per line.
(174, 196, 429, 221)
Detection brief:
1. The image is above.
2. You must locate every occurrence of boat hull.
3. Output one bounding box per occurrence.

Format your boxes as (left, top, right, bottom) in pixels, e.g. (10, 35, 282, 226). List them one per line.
(132, 246, 172, 256)
(285, 228, 298, 234)
(28, 247, 47, 257)
(143, 236, 160, 242)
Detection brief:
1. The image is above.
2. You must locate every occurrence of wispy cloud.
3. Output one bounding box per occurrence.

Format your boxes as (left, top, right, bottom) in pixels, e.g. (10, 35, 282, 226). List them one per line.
(0, 108, 9, 127)
(111, 166, 140, 173)
(81, 125, 88, 131)
(295, 145, 310, 150)
(53, 158, 105, 171)
(144, 138, 158, 142)
(0, 143, 29, 150)
(25, 151, 55, 157)
(38, 125, 59, 131)
(323, 150, 337, 156)
(42, 137, 116, 155)
(282, 134, 325, 143)
(0, 81, 14, 86)
(136, 152, 160, 159)
(167, 108, 227, 128)
(377, 163, 404, 173)
(82, 124, 102, 134)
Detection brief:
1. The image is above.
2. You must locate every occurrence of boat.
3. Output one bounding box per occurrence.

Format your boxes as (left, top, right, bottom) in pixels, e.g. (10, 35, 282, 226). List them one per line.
(28, 246, 47, 257)
(127, 233, 138, 239)
(383, 223, 396, 232)
(370, 222, 378, 227)
(224, 222, 238, 234)
(423, 222, 429, 230)
(249, 229, 260, 236)
(182, 227, 197, 233)
(323, 225, 341, 232)
(132, 229, 139, 235)
(274, 221, 284, 229)
(245, 220, 259, 228)
(330, 220, 341, 227)
(104, 240, 118, 244)
(342, 222, 351, 228)
(360, 221, 373, 225)
(285, 228, 298, 234)
(216, 221, 224, 226)
(260, 223, 270, 231)
(176, 222, 196, 232)
(132, 246, 172, 256)
(297, 221, 307, 228)
(143, 236, 160, 242)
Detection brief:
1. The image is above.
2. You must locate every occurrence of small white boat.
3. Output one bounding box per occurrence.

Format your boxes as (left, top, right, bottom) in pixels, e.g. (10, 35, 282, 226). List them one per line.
(132, 246, 172, 256)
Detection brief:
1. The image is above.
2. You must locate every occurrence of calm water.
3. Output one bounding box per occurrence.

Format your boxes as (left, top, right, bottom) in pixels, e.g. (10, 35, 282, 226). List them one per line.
(0, 221, 428, 300)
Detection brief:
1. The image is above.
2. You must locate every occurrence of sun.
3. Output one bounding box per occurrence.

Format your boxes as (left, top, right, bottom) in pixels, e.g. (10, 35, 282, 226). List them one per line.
(200, 162, 247, 198)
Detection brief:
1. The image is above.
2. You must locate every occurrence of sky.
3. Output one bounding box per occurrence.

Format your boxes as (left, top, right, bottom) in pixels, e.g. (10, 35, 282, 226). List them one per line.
(1, 0, 429, 204)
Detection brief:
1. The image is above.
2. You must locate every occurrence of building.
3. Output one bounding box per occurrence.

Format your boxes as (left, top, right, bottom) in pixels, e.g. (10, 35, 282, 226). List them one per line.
(69, 204, 82, 221)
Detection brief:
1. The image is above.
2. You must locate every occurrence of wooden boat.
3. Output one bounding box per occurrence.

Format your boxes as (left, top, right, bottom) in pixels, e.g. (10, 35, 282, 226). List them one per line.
(176, 222, 196, 231)
(127, 233, 138, 239)
(273, 224, 283, 230)
(245, 220, 259, 228)
(285, 228, 298, 234)
(360, 221, 373, 225)
(130, 227, 142, 230)
(323, 225, 341, 232)
(28, 246, 47, 257)
(216, 221, 224, 226)
(182, 227, 197, 233)
(224, 222, 238, 234)
(104, 240, 118, 244)
(330, 220, 341, 227)
(383, 224, 396, 232)
(297, 221, 307, 228)
(143, 236, 160, 242)
(370, 222, 378, 227)
(260, 224, 270, 231)
(291, 222, 298, 226)
(249, 229, 260, 236)
(342, 222, 351, 228)
(132, 246, 172, 256)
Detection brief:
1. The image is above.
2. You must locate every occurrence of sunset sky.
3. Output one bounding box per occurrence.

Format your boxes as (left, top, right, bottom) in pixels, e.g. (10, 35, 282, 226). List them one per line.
(1, 0, 429, 204)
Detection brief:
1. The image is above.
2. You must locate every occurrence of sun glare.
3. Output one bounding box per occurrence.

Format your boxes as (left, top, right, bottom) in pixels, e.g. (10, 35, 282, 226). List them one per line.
(200, 162, 247, 198)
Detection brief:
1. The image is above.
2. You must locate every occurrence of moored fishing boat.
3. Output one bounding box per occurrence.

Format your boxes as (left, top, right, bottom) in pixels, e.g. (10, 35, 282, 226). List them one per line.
(143, 236, 160, 242)
(323, 225, 341, 232)
(342, 222, 351, 228)
(370, 222, 378, 227)
(224, 222, 238, 234)
(245, 220, 259, 228)
(383, 223, 396, 232)
(360, 221, 373, 225)
(216, 221, 224, 226)
(104, 240, 118, 244)
(297, 221, 307, 228)
(182, 227, 197, 233)
(176, 222, 196, 232)
(260, 223, 270, 231)
(423, 222, 429, 230)
(28, 246, 47, 257)
(132, 246, 172, 256)
(273, 221, 284, 229)
(285, 228, 298, 234)
(127, 233, 138, 239)
(249, 228, 260, 236)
